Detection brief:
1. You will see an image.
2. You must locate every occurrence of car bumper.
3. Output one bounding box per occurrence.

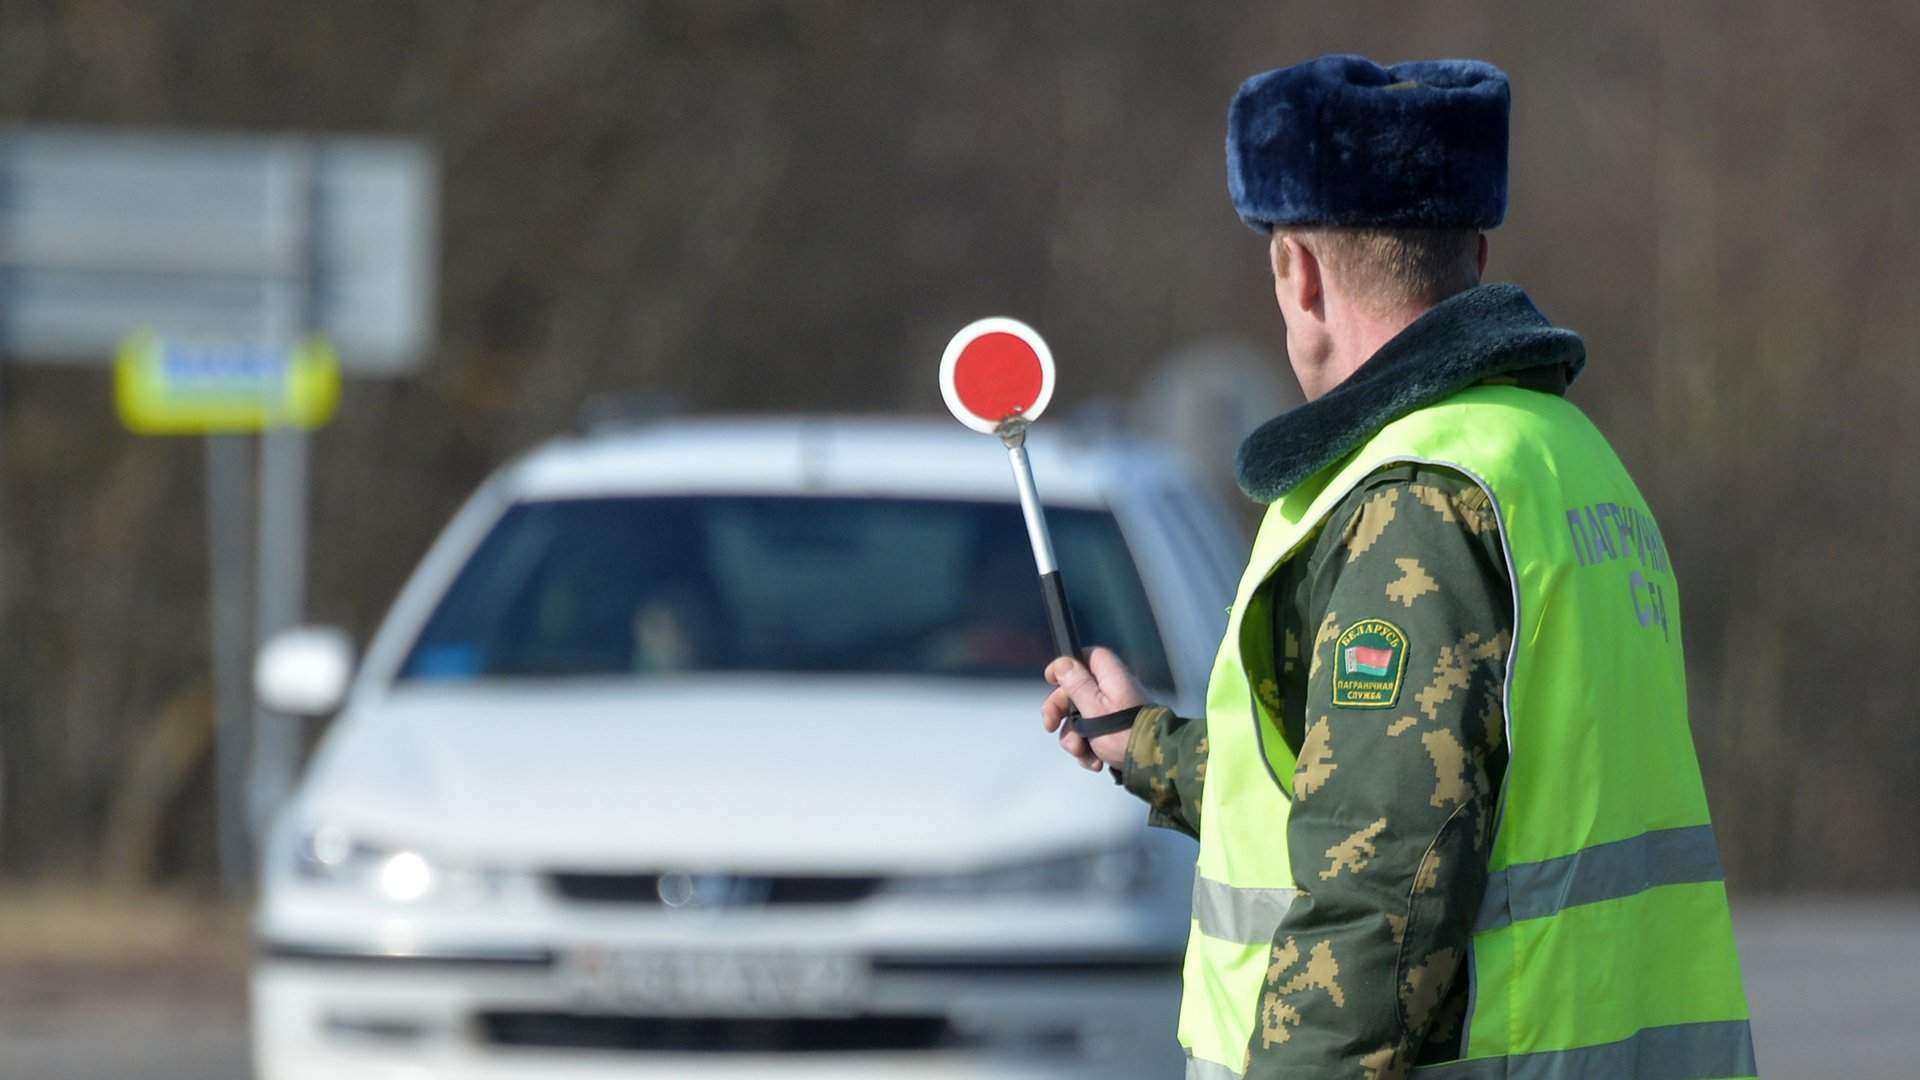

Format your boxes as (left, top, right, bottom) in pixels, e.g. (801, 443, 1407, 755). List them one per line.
(252, 948, 1184, 1080)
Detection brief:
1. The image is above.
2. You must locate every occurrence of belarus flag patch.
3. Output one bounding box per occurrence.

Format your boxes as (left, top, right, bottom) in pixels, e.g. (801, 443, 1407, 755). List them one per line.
(1344, 643, 1396, 677)
(1332, 618, 1409, 709)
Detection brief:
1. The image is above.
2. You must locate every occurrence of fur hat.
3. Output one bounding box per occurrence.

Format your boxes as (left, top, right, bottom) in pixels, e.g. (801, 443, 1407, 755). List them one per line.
(1227, 54, 1511, 232)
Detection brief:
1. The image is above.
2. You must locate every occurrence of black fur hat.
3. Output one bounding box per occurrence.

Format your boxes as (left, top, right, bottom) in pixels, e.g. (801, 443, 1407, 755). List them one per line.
(1227, 55, 1511, 232)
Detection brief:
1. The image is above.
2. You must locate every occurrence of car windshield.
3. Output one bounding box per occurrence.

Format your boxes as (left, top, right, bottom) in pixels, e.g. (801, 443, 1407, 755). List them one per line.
(398, 495, 1174, 687)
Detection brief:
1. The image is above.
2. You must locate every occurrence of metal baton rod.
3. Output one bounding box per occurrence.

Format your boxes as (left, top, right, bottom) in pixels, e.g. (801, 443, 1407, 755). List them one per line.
(997, 417, 1083, 668)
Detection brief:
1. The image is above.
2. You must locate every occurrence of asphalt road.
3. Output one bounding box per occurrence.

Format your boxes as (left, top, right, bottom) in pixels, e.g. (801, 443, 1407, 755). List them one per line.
(1732, 898, 1918, 1078)
(0, 961, 248, 1080)
(1, 897, 1910, 1080)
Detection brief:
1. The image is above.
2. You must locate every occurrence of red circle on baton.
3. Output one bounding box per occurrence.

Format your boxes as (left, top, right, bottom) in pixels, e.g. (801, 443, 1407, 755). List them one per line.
(953, 333, 1044, 423)
(939, 317, 1056, 434)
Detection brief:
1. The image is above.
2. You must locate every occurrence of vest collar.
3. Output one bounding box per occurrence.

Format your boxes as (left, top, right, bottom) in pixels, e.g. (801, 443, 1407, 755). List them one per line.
(1234, 283, 1587, 504)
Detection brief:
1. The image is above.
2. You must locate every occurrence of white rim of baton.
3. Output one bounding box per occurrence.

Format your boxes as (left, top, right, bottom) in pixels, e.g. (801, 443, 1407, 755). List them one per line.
(938, 316, 1057, 435)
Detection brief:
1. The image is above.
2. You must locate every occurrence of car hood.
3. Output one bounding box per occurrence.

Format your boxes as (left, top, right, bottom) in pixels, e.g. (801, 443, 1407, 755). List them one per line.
(294, 675, 1144, 874)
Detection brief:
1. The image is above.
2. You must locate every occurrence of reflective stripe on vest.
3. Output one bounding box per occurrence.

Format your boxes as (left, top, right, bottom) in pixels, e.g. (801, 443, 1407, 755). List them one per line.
(1196, 823, 1725, 968)
(1476, 824, 1723, 932)
(1413, 1019, 1757, 1079)
(1185, 1053, 1245, 1080)
(1188, 1019, 1756, 1080)
(1192, 876, 1297, 946)
(1177, 387, 1752, 1076)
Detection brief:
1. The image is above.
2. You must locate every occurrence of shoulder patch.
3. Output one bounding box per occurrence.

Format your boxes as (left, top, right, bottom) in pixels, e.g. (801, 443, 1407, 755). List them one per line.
(1332, 618, 1410, 709)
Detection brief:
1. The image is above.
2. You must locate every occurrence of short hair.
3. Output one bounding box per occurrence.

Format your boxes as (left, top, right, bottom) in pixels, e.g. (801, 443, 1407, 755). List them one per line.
(1279, 227, 1482, 312)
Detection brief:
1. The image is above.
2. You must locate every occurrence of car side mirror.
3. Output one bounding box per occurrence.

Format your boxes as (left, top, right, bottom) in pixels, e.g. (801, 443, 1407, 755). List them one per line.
(255, 626, 356, 718)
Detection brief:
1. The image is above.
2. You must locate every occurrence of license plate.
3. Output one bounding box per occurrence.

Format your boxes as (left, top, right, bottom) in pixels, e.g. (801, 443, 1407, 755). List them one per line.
(562, 946, 869, 1016)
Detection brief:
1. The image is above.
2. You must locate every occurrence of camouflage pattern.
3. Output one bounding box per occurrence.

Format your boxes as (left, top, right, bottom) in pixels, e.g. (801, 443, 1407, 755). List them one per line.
(1125, 463, 1513, 1077)
(1125, 704, 1206, 839)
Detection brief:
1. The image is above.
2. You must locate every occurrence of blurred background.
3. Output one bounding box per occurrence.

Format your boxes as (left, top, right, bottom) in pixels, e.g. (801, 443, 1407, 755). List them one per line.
(1, 1, 1916, 1077)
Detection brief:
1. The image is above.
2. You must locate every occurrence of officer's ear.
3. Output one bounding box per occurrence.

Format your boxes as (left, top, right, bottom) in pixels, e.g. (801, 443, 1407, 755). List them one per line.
(1477, 232, 1489, 277)
(1270, 230, 1323, 319)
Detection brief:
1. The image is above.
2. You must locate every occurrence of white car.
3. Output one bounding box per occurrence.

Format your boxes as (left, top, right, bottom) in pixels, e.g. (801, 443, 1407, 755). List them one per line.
(251, 415, 1246, 1080)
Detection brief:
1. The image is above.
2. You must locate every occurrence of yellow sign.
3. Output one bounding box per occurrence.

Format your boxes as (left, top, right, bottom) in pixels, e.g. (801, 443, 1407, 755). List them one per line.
(114, 333, 342, 435)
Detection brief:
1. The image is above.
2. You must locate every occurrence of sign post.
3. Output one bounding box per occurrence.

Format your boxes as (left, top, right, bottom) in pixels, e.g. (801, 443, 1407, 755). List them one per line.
(202, 434, 254, 896)
(114, 334, 342, 891)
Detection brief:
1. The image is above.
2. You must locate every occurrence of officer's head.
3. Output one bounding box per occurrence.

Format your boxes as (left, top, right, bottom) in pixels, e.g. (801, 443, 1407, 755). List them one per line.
(1227, 55, 1509, 389)
(1265, 226, 1486, 344)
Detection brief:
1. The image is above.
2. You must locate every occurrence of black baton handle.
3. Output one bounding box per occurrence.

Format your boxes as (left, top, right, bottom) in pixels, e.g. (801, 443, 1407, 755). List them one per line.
(1039, 569, 1082, 663)
(1043, 569, 1127, 784)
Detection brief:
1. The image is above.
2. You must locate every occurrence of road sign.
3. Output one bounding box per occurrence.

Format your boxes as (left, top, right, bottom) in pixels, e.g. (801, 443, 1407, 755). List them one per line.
(938, 316, 1055, 434)
(114, 334, 341, 435)
(0, 126, 437, 895)
(0, 127, 437, 373)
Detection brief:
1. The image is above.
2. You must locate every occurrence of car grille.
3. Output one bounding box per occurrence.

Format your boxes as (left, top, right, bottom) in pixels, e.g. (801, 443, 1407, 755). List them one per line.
(549, 872, 884, 906)
(478, 1012, 952, 1052)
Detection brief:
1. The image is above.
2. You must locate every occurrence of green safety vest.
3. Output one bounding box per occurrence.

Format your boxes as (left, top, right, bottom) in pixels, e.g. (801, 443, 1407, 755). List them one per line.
(1182, 385, 1754, 1079)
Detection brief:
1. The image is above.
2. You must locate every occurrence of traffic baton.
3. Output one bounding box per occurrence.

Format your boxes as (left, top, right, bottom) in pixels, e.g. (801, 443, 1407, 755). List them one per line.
(938, 318, 1138, 761)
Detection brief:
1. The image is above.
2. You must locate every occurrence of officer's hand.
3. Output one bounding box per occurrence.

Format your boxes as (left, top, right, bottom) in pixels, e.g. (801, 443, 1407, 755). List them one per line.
(1041, 646, 1149, 774)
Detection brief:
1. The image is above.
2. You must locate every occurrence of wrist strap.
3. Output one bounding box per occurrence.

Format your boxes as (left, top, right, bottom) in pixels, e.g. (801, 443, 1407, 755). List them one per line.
(1068, 704, 1144, 740)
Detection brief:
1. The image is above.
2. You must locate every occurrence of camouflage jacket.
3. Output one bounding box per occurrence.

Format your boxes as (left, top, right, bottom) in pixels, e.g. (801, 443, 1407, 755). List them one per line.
(1122, 287, 1584, 1079)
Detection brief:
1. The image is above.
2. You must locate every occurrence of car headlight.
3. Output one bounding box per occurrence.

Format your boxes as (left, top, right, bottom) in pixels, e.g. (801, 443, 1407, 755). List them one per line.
(292, 826, 534, 906)
(888, 841, 1161, 899)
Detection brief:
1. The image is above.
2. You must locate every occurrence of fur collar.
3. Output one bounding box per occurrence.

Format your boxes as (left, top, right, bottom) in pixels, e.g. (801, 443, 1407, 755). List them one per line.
(1234, 283, 1586, 503)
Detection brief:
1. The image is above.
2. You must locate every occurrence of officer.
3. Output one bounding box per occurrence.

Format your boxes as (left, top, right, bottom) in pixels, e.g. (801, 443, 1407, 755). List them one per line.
(1041, 55, 1755, 1079)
